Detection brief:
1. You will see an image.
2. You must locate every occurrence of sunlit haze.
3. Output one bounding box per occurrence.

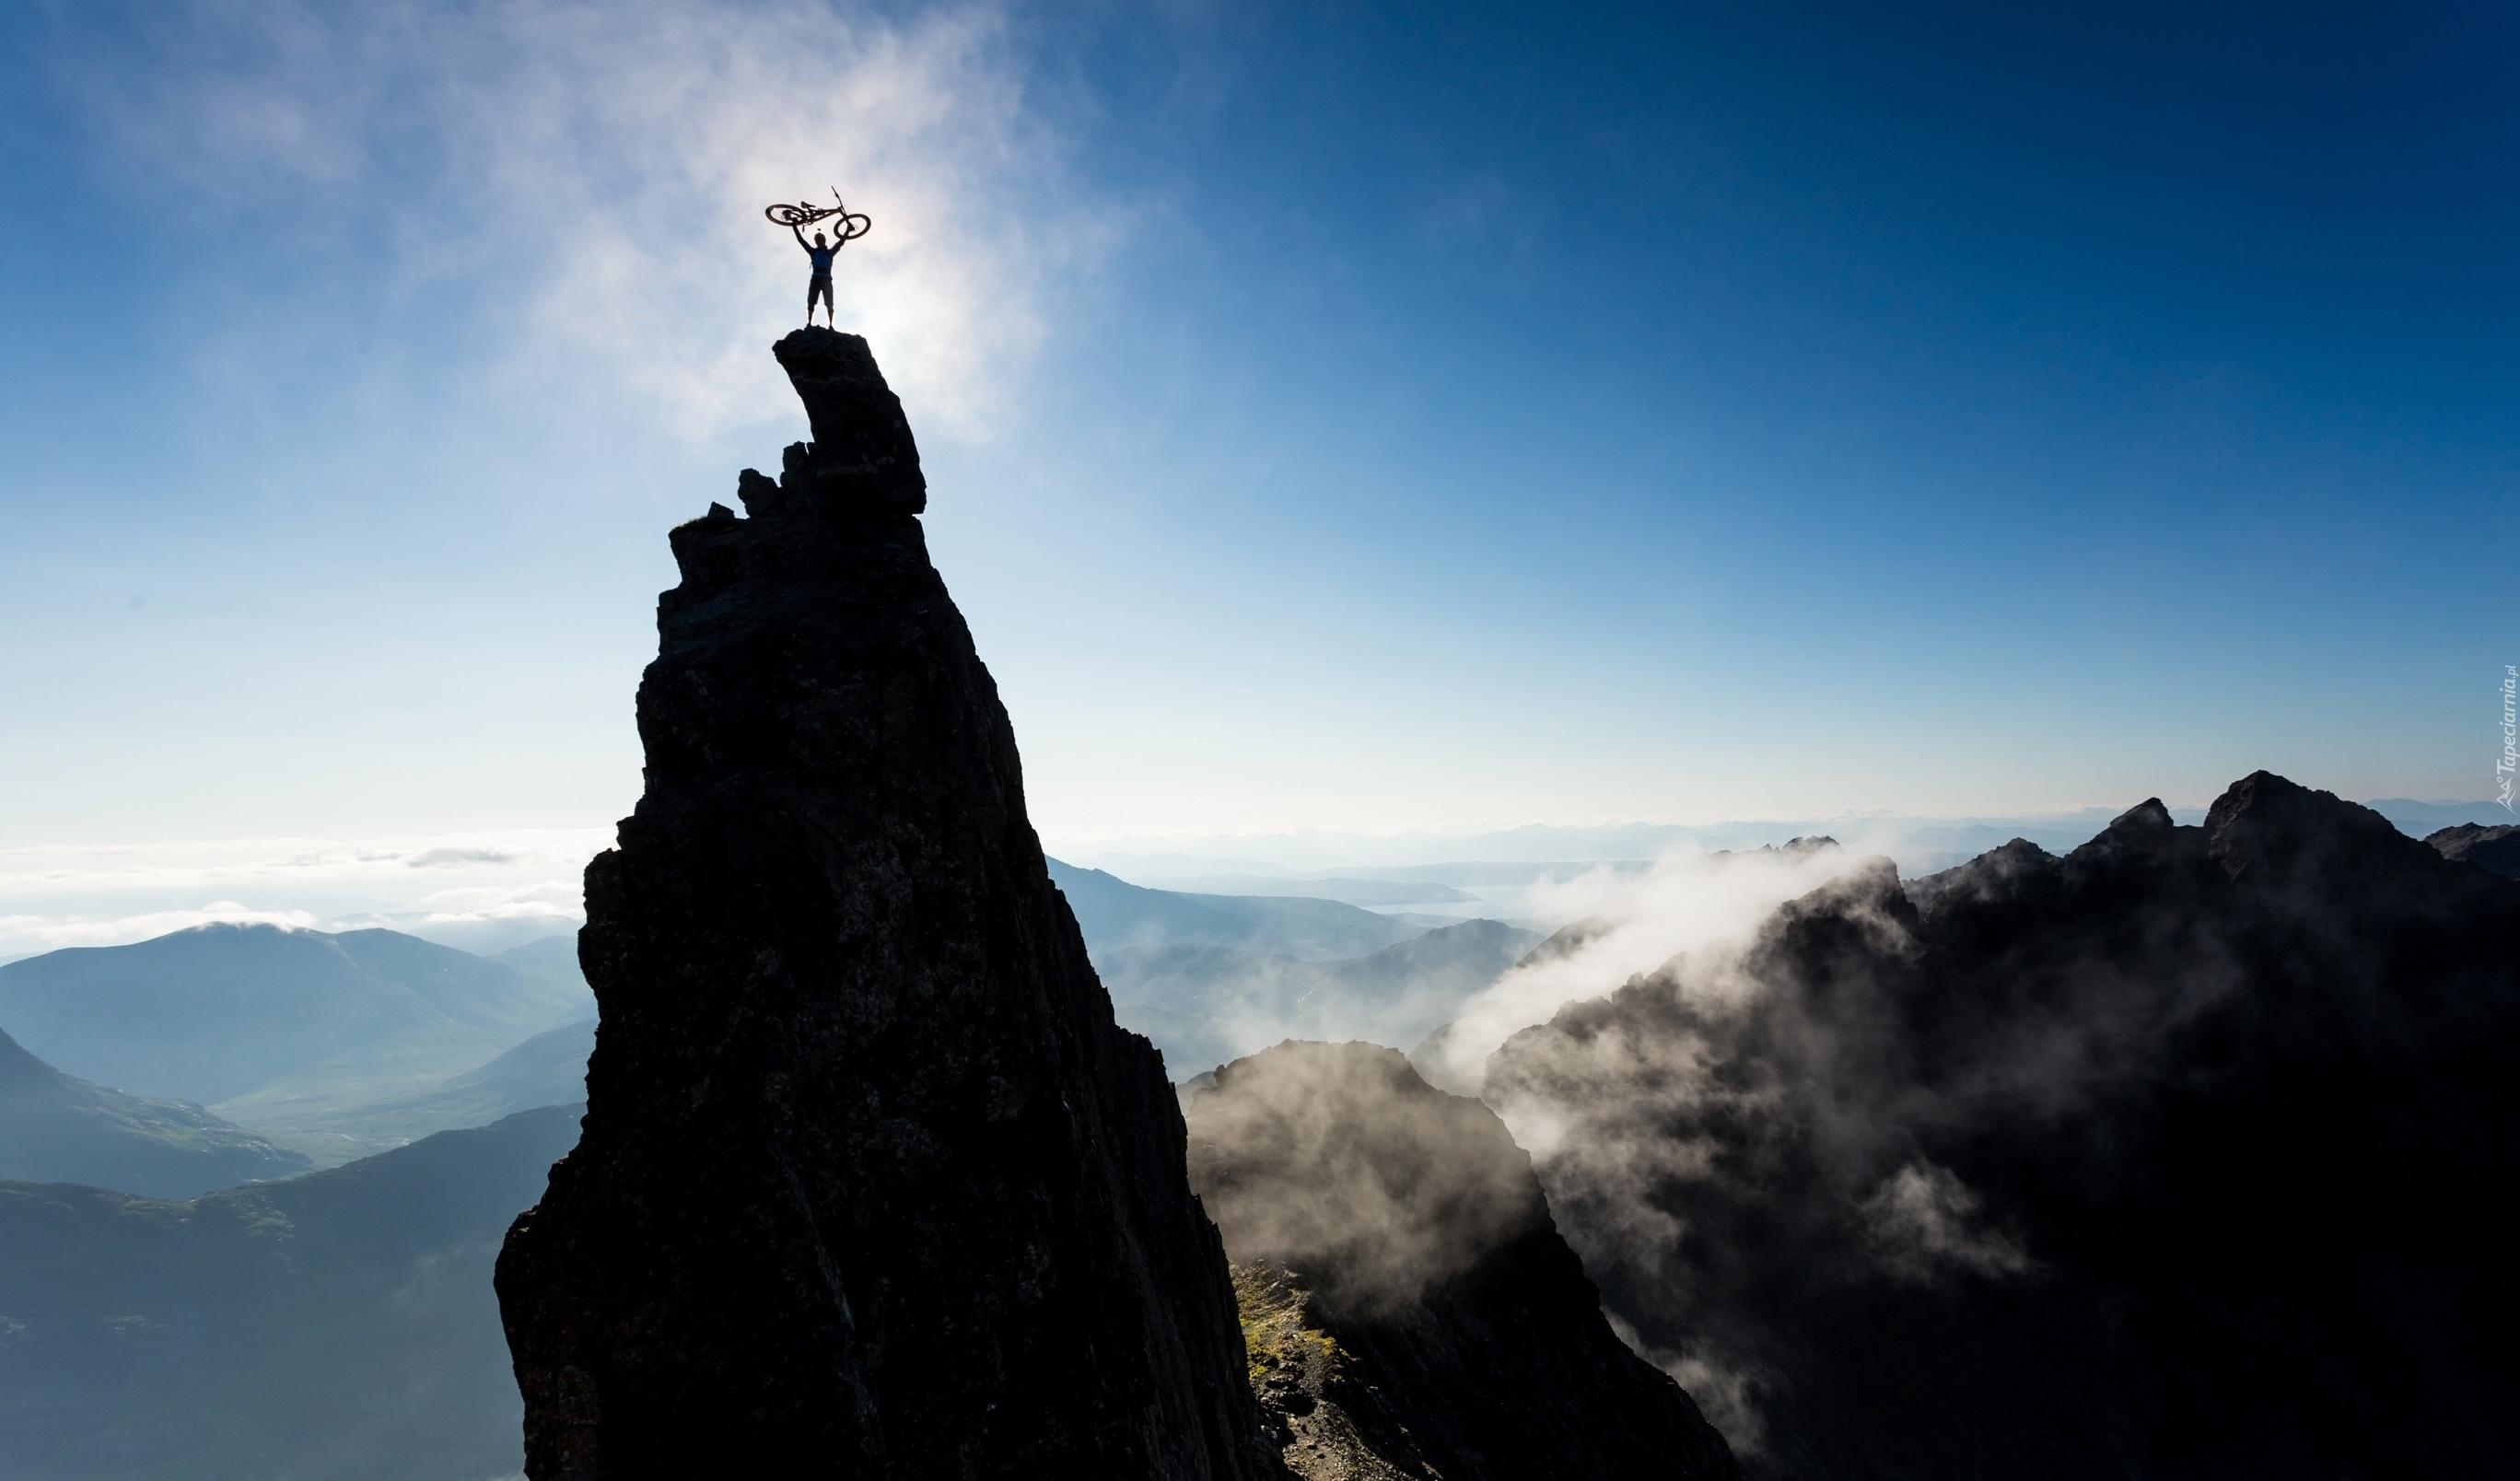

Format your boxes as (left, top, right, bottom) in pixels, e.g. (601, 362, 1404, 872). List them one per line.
(5, 1, 2513, 947)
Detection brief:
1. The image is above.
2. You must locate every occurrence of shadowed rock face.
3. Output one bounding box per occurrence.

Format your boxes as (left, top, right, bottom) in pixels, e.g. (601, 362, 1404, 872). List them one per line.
(496, 329, 1273, 1481)
(1186, 1041, 1738, 1481)
(2427, 821, 2520, 877)
(1490, 772, 2520, 1479)
(768, 329, 927, 517)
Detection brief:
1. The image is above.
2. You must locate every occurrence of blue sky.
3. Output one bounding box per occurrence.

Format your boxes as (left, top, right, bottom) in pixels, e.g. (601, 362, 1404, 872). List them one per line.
(2, 0, 2514, 882)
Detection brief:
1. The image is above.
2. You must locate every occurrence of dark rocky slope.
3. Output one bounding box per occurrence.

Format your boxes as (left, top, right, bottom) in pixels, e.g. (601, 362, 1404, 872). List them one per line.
(0, 1104, 580, 1481)
(0, 1024, 309, 1196)
(2427, 820, 2520, 876)
(1185, 1040, 1738, 1481)
(1489, 772, 2520, 1478)
(496, 329, 1272, 1480)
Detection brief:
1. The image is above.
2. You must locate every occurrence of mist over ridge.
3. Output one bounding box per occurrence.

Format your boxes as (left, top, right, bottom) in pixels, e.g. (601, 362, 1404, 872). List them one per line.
(4, 795, 2501, 972)
(1186, 1040, 1738, 1480)
(1478, 774, 2520, 1475)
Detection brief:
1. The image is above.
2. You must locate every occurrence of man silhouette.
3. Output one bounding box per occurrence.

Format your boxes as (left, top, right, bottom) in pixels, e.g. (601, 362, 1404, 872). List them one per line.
(794, 223, 838, 327)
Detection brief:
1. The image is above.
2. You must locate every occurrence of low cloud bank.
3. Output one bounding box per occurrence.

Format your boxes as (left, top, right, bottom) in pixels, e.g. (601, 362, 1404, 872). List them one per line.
(0, 831, 603, 961)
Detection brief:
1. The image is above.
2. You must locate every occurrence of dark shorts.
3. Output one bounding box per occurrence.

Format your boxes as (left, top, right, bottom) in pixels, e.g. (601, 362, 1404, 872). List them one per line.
(810, 274, 833, 290)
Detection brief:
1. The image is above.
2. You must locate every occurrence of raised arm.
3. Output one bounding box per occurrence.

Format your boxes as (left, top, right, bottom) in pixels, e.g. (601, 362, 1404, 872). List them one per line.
(791, 222, 811, 252)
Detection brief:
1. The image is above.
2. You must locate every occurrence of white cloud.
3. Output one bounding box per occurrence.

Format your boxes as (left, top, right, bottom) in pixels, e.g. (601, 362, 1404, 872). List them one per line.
(0, 830, 611, 895)
(1859, 1160, 2034, 1285)
(0, 904, 322, 961)
(79, 0, 1106, 438)
(1414, 842, 1866, 1094)
(0, 829, 608, 962)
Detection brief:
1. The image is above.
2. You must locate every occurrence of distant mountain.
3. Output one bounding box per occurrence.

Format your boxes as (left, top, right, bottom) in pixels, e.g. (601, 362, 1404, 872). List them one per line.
(383, 1015, 593, 1128)
(1131, 873, 1481, 906)
(224, 1017, 599, 1162)
(493, 931, 589, 995)
(0, 1102, 581, 1481)
(1091, 812, 2176, 877)
(1045, 858, 1433, 960)
(2365, 798, 2514, 834)
(1309, 861, 1652, 886)
(0, 924, 593, 1162)
(1107, 918, 1542, 1075)
(0, 1026, 309, 1198)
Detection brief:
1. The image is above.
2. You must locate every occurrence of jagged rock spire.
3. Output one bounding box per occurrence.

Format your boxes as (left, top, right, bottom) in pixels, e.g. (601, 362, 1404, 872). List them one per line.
(496, 329, 1276, 1480)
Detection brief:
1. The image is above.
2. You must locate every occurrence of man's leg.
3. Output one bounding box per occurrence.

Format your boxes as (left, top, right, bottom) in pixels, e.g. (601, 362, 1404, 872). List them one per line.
(811, 278, 834, 327)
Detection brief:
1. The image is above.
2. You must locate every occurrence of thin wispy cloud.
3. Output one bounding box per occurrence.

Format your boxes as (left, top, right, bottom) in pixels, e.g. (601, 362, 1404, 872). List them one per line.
(0, 830, 611, 892)
(0, 828, 609, 961)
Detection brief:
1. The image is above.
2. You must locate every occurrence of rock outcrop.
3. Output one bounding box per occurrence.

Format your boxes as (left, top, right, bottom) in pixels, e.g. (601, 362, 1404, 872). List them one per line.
(1489, 772, 2520, 1478)
(2426, 820, 2520, 877)
(1185, 1040, 1738, 1481)
(496, 330, 1272, 1479)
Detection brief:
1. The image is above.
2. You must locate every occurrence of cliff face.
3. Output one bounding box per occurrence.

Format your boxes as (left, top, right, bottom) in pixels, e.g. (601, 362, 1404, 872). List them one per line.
(1185, 1040, 1738, 1481)
(1488, 772, 2520, 1478)
(496, 330, 1272, 1480)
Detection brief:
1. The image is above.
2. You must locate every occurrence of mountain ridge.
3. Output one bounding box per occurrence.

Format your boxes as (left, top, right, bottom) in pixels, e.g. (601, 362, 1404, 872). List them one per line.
(1047, 857, 1438, 960)
(0, 1103, 583, 1481)
(1488, 771, 2520, 1476)
(0, 1024, 310, 1197)
(0, 923, 590, 1106)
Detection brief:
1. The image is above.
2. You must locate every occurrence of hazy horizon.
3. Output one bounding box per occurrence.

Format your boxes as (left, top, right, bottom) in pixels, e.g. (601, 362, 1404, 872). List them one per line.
(4, 0, 2514, 866)
(5, 784, 2507, 964)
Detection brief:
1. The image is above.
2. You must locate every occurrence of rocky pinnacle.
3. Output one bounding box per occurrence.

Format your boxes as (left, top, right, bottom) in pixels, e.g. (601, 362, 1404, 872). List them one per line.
(495, 329, 1275, 1479)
